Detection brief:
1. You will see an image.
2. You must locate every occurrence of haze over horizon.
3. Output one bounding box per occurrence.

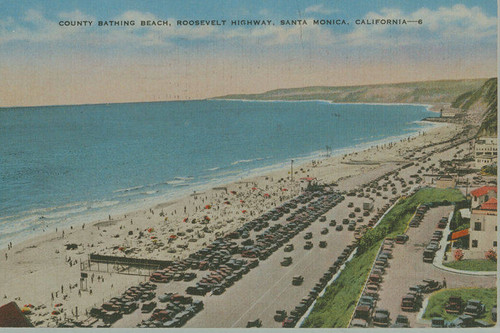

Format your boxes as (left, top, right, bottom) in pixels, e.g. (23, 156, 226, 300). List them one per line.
(0, 0, 497, 107)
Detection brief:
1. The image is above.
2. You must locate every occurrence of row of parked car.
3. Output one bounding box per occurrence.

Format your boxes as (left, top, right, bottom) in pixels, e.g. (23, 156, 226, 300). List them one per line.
(186, 258, 258, 296)
(423, 228, 443, 263)
(433, 297, 494, 328)
(367, 198, 399, 227)
(280, 242, 358, 328)
(409, 204, 429, 228)
(351, 238, 395, 328)
(149, 193, 322, 285)
(139, 294, 204, 328)
(178, 189, 344, 298)
(90, 281, 158, 326)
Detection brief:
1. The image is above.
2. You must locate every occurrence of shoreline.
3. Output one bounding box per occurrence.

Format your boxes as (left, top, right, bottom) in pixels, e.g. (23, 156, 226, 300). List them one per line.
(0, 105, 442, 251)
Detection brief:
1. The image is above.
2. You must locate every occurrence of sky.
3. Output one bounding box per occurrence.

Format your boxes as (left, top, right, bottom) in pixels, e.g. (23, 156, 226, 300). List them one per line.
(0, 0, 497, 107)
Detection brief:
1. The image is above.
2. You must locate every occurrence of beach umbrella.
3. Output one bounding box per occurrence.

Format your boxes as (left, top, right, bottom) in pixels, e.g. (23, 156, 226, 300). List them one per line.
(147, 228, 154, 233)
(263, 193, 270, 197)
(251, 187, 257, 190)
(205, 205, 211, 209)
(169, 235, 177, 239)
(183, 217, 188, 223)
(242, 210, 247, 213)
(51, 310, 60, 315)
(282, 188, 288, 191)
(204, 216, 211, 221)
(21, 307, 31, 314)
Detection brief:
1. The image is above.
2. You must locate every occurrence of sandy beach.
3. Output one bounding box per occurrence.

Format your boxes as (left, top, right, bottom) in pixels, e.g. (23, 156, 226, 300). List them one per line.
(0, 119, 463, 327)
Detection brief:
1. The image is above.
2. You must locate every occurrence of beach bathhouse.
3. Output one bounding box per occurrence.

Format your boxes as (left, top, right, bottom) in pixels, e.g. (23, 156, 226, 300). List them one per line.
(474, 137, 497, 168)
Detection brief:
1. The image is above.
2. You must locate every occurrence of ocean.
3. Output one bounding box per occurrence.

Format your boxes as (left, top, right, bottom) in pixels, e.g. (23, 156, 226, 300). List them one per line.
(0, 100, 437, 248)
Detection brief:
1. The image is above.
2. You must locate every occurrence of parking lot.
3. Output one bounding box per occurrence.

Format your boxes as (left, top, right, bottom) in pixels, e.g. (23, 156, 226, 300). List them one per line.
(372, 206, 496, 328)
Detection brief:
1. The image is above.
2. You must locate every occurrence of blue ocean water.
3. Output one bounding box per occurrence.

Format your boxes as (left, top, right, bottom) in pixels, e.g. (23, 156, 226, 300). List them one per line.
(0, 100, 437, 247)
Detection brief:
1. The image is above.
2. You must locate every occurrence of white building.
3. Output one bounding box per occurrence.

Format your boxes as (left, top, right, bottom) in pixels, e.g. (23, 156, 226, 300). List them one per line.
(468, 186, 498, 259)
(474, 137, 497, 168)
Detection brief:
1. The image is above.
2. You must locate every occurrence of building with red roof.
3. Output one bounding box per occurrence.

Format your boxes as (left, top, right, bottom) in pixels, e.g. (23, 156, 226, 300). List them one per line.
(470, 186, 497, 207)
(468, 187, 497, 259)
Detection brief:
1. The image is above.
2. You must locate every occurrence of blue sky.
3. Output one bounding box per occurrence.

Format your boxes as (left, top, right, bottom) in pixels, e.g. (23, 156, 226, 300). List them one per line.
(0, 0, 497, 106)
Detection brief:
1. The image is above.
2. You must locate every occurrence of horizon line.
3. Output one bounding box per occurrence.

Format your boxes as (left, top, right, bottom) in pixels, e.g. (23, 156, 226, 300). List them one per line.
(0, 76, 493, 109)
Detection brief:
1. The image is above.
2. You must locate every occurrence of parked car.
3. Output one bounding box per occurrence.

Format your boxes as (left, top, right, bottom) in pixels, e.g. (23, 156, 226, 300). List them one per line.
(320, 227, 329, 235)
(373, 309, 390, 327)
(431, 317, 450, 328)
(304, 232, 313, 240)
(448, 314, 475, 328)
(464, 299, 486, 318)
(274, 310, 287, 322)
(401, 294, 421, 312)
(391, 315, 410, 328)
(329, 220, 337, 226)
(336, 225, 344, 231)
(319, 241, 327, 248)
(351, 318, 368, 327)
(141, 301, 157, 313)
(282, 316, 297, 328)
(304, 241, 313, 250)
(284, 244, 294, 252)
(422, 249, 436, 263)
(396, 234, 409, 244)
(445, 296, 465, 314)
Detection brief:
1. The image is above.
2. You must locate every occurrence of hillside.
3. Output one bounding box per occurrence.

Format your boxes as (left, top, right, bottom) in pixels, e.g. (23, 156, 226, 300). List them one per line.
(451, 78, 497, 137)
(214, 79, 487, 104)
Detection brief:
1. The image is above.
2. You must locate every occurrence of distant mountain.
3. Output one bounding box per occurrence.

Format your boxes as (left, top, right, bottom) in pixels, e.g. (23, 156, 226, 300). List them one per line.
(214, 79, 487, 104)
(452, 78, 497, 137)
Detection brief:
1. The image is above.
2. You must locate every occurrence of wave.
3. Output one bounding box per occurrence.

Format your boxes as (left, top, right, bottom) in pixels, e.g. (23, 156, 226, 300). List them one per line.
(173, 183, 190, 187)
(142, 190, 159, 195)
(174, 176, 194, 181)
(113, 185, 145, 193)
(231, 157, 265, 165)
(88, 200, 120, 209)
(207, 167, 220, 171)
